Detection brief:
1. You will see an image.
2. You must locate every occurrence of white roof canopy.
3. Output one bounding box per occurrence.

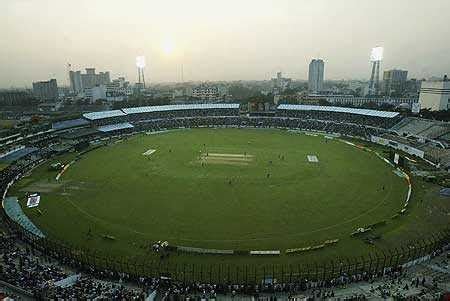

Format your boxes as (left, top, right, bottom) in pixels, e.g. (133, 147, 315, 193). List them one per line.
(83, 110, 127, 120)
(122, 103, 240, 114)
(97, 122, 134, 132)
(83, 104, 240, 120)
(277, 104, 399, 118)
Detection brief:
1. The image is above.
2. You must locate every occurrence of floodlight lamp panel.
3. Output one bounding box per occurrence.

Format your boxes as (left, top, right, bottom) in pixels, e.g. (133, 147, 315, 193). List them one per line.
(370, 47, 384, 62)
(136, 56, 146, 68)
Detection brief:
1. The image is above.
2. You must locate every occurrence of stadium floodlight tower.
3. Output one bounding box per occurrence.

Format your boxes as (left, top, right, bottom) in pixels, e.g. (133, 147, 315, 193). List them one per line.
(136, 56, 146, 89)
(368, 46, 383, 96)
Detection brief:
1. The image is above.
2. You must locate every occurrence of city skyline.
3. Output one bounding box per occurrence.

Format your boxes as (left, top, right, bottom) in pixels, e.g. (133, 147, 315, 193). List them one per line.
(1, 0, 450, 88)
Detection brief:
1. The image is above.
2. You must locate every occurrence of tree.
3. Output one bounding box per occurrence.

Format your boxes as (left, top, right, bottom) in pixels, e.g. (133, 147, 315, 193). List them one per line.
(229, 84, 260, 100)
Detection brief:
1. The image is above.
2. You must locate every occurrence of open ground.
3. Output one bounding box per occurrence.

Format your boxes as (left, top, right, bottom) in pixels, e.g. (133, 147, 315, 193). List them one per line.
(7, 128, 450, 267)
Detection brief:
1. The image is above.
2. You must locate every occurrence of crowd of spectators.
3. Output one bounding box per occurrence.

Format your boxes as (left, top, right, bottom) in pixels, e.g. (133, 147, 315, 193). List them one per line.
(0, 233, 147, 299)
(276, 109, 401, 129)
(1, 222, 448, 300)
(125, 107, 240, 123)
(85, 107, 240, 126)
(131, 116, 383, 139)
(79, 105, 399, 131)
(1, 105, 397, 160)
(155, 252, 449, 300)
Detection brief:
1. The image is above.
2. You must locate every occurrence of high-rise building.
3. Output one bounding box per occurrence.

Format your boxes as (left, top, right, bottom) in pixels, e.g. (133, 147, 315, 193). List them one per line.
(308, 59, 324, 94)
(69, 71, 83, 93)
(69, 68, 110, 93)
(85, 85, 107, 103)
(106, 77, 132, 101)
(419, 75, 450, 111)
(383, 69, 408, 96)
(81, 68, 110, 89)
(32, 79, 58, 100)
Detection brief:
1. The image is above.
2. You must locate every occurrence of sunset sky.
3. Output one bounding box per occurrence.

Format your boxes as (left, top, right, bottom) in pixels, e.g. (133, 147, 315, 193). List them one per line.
(1, 0, 449, 87)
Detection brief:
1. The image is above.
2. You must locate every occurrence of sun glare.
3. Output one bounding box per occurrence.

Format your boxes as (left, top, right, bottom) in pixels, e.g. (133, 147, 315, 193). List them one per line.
(162, 38, 175, 55)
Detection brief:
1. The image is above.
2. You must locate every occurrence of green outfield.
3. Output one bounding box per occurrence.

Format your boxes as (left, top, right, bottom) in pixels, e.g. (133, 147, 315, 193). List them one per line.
(8, 128, 450, 267)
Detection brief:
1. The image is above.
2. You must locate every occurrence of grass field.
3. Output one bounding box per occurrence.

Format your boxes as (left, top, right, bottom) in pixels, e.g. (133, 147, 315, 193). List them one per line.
(8, 128, 450, 267)
(0, 119, 16, 129)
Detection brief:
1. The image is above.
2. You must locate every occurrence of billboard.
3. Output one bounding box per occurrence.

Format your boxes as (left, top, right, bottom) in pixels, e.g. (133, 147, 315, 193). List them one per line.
(394, 153, 400, 165)
(26, 193, 40, 208)
(371, 135, 425, 158)
(411, 102, 420, 114)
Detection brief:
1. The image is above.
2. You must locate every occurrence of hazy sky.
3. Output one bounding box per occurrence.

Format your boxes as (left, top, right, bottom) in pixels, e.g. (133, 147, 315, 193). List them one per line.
(1, 0, 449, 88)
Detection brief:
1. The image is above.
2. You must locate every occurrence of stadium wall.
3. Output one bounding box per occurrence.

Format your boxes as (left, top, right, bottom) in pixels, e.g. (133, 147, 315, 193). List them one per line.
(370, 135, 425, 158)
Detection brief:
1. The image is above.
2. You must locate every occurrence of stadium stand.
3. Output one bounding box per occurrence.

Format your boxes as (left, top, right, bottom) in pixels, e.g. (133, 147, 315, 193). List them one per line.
(3, 197, 45, 238)
(0, 133, 20, 144)
(129, 116, 383, 139)
(277, 104, 400, 118)
(421, 145, 450, 167)
(1, 104, 450, 299)
(82, 110, 128, 126)
(52, 118, 90, 131)
(0, 226, 448, 299)
(0, 147, 38, 163)
(57, 128, 99, 140)
(419, 124, 450, 140)
(392, 117, 450, 141)
(97, 122, 134, 133)
(122, 103, 240, 115)
(276, 104, 401, 129)
(0, 129, 53, 149)
(394, 118, 436, 135)
(83, 110, 127, 121)
(124, 104, 240, 123)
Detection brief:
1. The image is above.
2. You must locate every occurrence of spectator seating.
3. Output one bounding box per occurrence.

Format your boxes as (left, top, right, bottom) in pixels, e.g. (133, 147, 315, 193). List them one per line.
(52, 118, 90, 131)
(392, 117, 450, 140)
(3, 197, 45, 238)
(97, 122, 134, 133)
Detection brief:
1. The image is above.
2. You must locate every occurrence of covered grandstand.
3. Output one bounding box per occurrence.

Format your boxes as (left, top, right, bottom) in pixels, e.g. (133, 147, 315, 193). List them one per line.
(52, 118, 90, 131)
(97, 122, 134, 133)
(82, 110, 127, 121)
(277, 104, 400, 118)
(0, 147, 38, 163)
(391, 117, 450, 142)
(1, 104, 449, 168)
(276, 104, 402, 129)
(121, 103, 240, 115)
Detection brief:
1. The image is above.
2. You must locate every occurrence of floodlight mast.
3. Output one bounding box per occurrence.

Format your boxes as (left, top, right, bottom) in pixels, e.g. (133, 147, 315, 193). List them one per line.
(138, 68, 141, 85)
(370, 46, 384, 62)
(142, 71, 145, 89)
(136, 56, 146, 89)
(368, 47, 383, 96)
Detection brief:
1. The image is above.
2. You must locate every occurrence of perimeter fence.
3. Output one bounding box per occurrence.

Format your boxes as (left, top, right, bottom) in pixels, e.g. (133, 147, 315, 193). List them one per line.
(3, 211, 449, 286)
